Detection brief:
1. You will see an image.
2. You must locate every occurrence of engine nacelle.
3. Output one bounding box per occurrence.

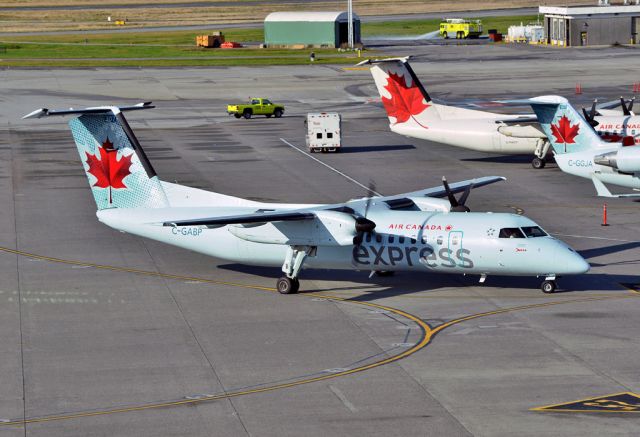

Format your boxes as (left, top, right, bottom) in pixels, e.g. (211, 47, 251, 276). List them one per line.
(228, 211, 358, 246)
(409, 197, 451, 212)
(497, 124, 546, 139)
(594, 146, 640, 173)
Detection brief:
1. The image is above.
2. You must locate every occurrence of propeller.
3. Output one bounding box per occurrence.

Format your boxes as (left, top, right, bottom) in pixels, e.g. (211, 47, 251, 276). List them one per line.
(621, 96, 635, 116)
(442, 176, 471, 212)
(353, 181, 377, 245)
(581, 99, 599, 128)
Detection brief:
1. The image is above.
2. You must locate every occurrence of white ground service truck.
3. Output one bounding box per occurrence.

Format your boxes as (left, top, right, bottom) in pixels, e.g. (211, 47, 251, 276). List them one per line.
(305, 113, 341, 153)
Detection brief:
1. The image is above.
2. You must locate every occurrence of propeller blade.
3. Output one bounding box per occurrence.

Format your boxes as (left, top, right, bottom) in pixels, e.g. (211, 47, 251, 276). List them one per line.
(442, 176, 459, 207)
(628, 97, 635, 114)
(621, 96, 631, 116)
(457, 183, 472, 206)
(363, 180, 376, 218)
(582, 106, 599, 128)
(589, 99, 597, 119)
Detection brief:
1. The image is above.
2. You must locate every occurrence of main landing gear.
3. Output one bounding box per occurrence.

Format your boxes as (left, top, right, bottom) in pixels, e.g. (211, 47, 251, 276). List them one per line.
(531, 139, 551, 170)
(277, 245, 316, 294)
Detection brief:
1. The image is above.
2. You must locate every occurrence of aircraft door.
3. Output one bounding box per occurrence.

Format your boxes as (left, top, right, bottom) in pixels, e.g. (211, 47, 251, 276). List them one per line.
(448, 231, 464, 267)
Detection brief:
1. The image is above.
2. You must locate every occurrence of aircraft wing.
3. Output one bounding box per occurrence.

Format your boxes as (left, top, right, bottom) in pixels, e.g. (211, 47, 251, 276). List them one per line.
(372, 176, 506, 203)
(163, 210, 316, 227)
(164, 176, 506, 228)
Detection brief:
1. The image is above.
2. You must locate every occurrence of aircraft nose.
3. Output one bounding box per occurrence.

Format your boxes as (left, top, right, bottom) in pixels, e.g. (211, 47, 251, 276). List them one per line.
(557, 246, 590, 275)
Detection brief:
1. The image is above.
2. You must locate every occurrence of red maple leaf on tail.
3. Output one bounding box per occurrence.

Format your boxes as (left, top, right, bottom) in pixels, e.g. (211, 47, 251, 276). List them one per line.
(85, 138, 133, 204)
(381, 72, 430, 127)
(550, 115, 580, 144)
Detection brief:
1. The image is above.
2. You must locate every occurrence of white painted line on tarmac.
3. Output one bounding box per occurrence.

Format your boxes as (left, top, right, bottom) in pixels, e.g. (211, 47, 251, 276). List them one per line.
(553, 233, 639, 243)
(279, 138, 382, 196)
(329, 385, 358, 413)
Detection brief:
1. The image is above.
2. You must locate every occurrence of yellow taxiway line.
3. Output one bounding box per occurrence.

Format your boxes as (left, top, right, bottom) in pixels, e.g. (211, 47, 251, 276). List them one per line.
(0, 246, 636, 427)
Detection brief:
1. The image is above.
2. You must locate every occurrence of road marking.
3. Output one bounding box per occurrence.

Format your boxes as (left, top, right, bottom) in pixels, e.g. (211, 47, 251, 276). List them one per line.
(279, 138, 382, 196)
(0, 246, 636, 427)
(329, 385, 358, 413)
(532, 392, 640, 413)
(553, 233, 639, 243)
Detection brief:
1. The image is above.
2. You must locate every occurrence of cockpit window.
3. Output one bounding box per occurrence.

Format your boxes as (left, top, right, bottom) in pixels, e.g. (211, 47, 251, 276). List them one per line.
(521, 226, 547, 238)
(499, 228, 525, 239)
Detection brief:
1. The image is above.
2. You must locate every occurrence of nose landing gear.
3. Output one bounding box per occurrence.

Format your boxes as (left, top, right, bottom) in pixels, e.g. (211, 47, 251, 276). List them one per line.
(541, 275, 557, 293)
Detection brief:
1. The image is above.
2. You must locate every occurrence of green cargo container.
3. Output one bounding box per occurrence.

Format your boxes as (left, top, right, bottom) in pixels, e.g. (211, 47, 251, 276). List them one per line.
(264, 11, 361, 48)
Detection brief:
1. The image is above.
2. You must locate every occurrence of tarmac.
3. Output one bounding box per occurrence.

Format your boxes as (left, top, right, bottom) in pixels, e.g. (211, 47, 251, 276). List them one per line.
(1, 42, 640, 436)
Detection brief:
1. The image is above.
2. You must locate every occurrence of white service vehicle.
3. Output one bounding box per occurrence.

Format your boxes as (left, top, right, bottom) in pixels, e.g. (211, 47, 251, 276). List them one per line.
(305, 112, 341, 153)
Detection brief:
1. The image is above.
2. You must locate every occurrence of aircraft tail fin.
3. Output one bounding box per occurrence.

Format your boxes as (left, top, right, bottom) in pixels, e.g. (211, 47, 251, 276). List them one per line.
(24, 104, 169, 210)
(524, 96, 606, 155)
(360, 57, 441, 128)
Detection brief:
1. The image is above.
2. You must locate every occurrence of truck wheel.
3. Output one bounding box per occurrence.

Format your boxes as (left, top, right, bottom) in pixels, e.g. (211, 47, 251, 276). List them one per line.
(243, 110, 252, 119)
(443, 31, 448, 39)
(234, 114, 241, 119)
(274, 109, 283, 118)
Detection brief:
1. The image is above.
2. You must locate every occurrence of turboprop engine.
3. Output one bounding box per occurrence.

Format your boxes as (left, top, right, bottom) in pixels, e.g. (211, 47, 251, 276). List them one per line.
(594, 145, 640, 173)
(228, 210, 374, 246)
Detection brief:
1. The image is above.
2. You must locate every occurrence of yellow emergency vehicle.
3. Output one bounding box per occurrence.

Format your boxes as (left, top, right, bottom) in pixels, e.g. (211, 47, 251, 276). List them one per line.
(439, 19, 483, 39)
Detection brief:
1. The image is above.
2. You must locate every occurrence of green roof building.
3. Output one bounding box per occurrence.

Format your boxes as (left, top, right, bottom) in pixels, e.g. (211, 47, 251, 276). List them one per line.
(264, 11, 361, 48)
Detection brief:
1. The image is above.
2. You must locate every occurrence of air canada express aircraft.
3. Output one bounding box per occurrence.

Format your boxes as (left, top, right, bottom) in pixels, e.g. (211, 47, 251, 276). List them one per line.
(362, 56, 637, 169)
(24, 103, 589, 294)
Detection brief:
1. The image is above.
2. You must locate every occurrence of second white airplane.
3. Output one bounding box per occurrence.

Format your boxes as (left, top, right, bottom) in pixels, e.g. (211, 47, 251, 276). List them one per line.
(361, 57, 638, 169)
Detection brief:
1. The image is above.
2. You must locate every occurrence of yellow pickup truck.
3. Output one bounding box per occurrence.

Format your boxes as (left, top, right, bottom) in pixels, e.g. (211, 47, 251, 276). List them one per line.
(227, 98, 285, 119)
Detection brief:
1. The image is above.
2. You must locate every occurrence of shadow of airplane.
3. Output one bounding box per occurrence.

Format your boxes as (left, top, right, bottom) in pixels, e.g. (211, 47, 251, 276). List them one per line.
(460, 155, 556, 165)
(339, 145, 416, 154)
(579, 241, 640, 260)
(218, 264, 638, 302)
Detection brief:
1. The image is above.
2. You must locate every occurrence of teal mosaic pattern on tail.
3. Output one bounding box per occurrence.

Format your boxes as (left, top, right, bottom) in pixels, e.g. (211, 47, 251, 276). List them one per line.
(69, 113, 169, 210)
(529, 97, 604, 155)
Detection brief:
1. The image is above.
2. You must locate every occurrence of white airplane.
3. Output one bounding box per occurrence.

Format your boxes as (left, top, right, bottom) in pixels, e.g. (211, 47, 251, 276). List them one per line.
(23, 103, 589, 294)
(520, 96, 640, 197)
(361, 57, 638, 169)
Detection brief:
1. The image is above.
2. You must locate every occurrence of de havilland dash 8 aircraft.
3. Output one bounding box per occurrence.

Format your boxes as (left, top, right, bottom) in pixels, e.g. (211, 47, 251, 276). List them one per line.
(361, 56, 638, 169)
(520, 96, 640, 197)
(24, 103, 589, 294)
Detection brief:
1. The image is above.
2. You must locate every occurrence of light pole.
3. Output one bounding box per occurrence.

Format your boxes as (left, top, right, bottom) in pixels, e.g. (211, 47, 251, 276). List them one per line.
(347, 0, 353, 49)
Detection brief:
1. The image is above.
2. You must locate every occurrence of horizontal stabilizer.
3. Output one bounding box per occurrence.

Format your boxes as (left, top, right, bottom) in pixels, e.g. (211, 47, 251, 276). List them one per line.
(23, 102, 154, 119)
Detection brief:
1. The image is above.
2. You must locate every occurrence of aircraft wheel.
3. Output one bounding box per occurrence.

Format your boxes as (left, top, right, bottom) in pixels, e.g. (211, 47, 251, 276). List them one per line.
(277, 277, 299, 294)
(234, 113, 241, 119)
(375, 271, 395, 277)
(274, 109, 283, 118)
(243, 110, 252, 119)
(541, 280, 556, 294)
(531, 157, 546, 169)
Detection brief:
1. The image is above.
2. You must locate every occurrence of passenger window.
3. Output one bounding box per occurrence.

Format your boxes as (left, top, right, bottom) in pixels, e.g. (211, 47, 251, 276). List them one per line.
(399, 236, 405, 244)
(499, 228, 525, 238)
(316, 133, 323, 139)
(451, 236, 459, 244)
(436, 236, 443, 245)
(376, 234, 382, 243)
(521, 226, 547, 238)
(263, 99, 272, 105)
(410, 238, 416, 244)
(421, 235, 428, 244)
(388, 235, 394, 243)
(251, 99, 259, 105)
(365, 233, 372, 243)
(327, 132, 333, 139)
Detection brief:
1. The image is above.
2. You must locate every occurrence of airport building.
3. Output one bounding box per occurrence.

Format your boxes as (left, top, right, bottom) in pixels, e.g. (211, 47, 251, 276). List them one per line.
(540, 3, 640, 46)
(264, 11, 361, 48)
